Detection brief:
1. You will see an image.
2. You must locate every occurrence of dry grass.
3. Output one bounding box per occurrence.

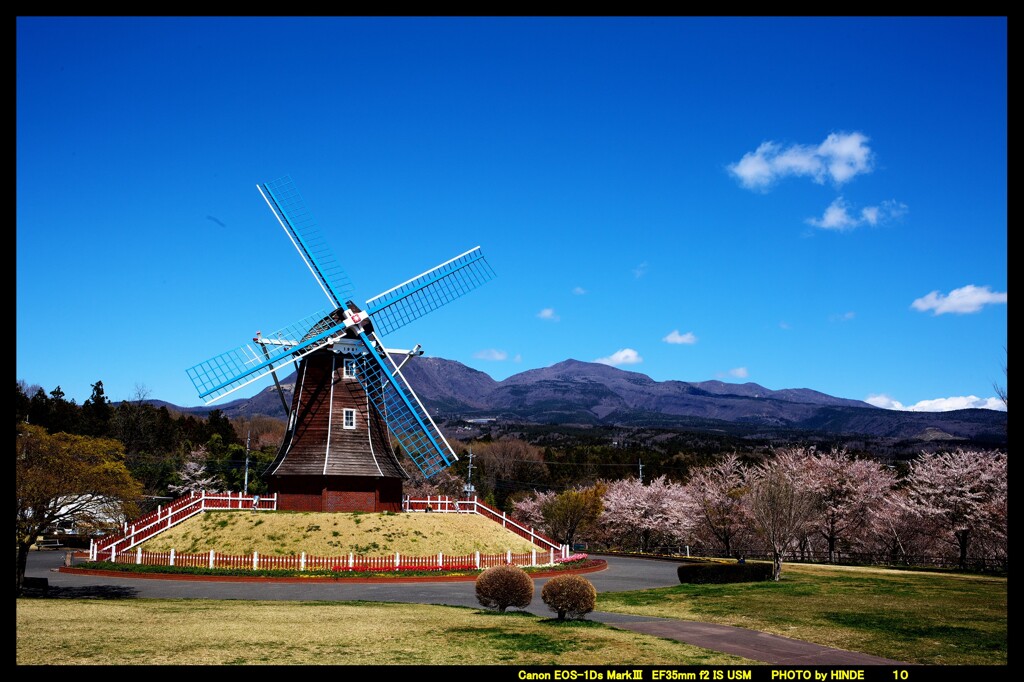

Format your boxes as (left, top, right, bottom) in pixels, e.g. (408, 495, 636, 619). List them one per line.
(16, 598, 755, 666)
(139, 510, 542, 558)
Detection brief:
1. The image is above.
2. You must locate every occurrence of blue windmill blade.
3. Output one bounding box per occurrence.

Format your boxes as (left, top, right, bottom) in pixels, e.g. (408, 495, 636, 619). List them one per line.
(353, 332, 457, 479)
(364, 246, 495, 336)
(257, 176, 355, 309)
(186, 309, 347, 404)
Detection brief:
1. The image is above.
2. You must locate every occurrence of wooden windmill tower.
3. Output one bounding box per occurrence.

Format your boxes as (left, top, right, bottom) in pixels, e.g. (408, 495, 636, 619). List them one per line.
(186, 176, 495, 512)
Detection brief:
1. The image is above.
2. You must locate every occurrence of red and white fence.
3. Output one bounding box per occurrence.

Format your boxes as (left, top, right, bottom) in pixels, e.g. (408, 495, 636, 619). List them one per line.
(97, 546, 566, 572)
(90, 491, 276, 561)
(403, 495, 564, 555)
(87, 491, 569, 568)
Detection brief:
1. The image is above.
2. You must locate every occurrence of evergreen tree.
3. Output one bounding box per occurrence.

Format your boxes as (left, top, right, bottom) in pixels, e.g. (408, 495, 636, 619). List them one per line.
(15, 382, 31, 425)
(47, 386, 81, 435)
(204, 409, 239, 446)
(80, 380, 112, 437)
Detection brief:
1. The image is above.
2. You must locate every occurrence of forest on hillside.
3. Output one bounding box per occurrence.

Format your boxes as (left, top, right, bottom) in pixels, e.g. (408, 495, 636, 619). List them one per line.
(16, 379, 1005, 514)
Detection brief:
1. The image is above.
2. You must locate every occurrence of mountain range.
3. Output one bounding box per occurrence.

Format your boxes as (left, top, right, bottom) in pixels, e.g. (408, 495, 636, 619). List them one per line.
(180, 357, 1007, 444)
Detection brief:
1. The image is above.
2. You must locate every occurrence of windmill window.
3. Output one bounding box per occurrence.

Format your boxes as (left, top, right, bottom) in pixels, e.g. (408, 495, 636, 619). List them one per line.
(343, 408, 356, 429)
(343, 359, 357, 379)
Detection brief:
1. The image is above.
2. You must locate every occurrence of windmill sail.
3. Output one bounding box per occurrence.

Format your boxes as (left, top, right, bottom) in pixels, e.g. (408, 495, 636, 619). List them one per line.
(186, 309, 346, 404)
(366, 246, 496, 336)
(353, 330, 457, 478)
(258, 175, 355, 308)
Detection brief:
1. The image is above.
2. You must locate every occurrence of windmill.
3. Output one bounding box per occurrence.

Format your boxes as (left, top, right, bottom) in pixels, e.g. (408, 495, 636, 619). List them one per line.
(186, 176, 495, 512)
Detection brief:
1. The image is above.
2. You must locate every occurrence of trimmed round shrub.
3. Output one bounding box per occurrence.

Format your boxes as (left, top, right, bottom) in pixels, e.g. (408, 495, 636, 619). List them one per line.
(475, 564, 534, 612)
(541, 574, 596, 620)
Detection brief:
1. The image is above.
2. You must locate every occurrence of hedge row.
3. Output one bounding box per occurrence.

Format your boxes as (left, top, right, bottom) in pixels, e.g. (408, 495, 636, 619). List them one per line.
(676, 560, 773, 584)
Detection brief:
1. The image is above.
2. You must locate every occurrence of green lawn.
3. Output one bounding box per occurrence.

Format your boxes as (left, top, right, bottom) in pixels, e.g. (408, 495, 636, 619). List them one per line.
(598, 562, 1007, 666)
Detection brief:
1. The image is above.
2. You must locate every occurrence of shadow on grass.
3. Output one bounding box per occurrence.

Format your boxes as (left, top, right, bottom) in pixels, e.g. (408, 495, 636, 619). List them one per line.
(21, 585, 141, 600)
(472, 609, 602, 626)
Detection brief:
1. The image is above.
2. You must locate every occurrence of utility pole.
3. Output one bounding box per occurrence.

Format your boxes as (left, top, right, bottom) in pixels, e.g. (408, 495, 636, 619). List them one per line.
(243, 430, 251, 495)
(462, 447, 476, 498)
(638, 458, 643, 484)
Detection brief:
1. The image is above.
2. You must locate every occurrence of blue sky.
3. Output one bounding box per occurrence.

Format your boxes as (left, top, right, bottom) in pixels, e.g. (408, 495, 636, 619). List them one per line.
(17, 17, 1007, 413)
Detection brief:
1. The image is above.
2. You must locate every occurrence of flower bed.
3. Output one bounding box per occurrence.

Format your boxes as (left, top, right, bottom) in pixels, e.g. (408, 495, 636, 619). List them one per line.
(66, 554, 602, 581)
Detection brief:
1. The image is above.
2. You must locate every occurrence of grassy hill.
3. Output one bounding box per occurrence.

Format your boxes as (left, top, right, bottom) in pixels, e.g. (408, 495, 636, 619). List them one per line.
(139, 510, 542, 557)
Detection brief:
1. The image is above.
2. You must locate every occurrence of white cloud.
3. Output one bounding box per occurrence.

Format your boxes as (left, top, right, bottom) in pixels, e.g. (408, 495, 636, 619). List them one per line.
(728, 132, 873, 190)
(908, 396, 1006, 412)
(728, 367, 749, 378)
(807, 197, 908, 231)
(860, 205, 879, 225)
(865, 394, 905, 409)
(537, 308, 560, 321)
(829, 311, 855, 322)
(633, 262, 648, 278)
(572, 286, 587, 295)
(513, 353, 522, 363)
(663, 330, 698, 345)
(817, 131, 873, 184)
(473, 349, 508, 361)
(911, 284, 1007, 315)
(595, 348, 643, 366)
(807, 197, 858, 230)
(867, 393, 1006, 412)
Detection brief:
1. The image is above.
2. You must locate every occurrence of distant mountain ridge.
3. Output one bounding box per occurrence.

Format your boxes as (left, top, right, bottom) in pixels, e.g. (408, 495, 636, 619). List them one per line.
(180, 356, 1006, 444)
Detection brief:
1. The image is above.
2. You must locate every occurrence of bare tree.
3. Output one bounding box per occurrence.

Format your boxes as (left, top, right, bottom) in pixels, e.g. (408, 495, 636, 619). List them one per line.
(472, 438, 548, 506)
(401, 465, 465, 500)
(994, 347, 1007, 410)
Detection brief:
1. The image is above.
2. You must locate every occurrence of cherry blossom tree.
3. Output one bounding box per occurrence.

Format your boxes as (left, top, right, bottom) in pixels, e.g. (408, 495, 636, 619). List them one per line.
(599, 475, 693, 553)
(899, 449, 1007, 570)
(683, 453, 751, 557)
(804, 448, 896, 563)
(168, 445, 220, 496)
(511, 489, 555, 529)
(746, 448, 821, 580)
(866, 488, 947, 565)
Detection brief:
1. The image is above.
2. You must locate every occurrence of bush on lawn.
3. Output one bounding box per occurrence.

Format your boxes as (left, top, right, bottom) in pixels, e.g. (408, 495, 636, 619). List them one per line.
(541, 574, 596, 620)
(475, 564, 534, 612)
(676, 560, 773, 584)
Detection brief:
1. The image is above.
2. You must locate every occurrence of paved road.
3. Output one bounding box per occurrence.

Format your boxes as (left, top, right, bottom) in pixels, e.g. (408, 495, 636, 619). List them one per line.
(23, 549, 904, 666)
